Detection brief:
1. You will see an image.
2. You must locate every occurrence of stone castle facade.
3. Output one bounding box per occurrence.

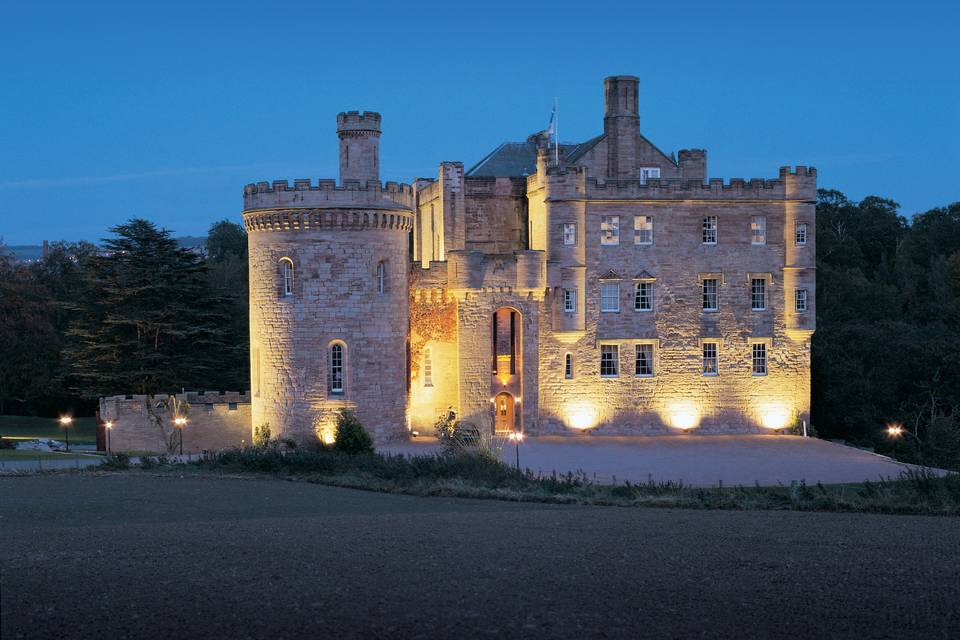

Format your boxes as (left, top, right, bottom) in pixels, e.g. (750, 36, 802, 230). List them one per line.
(243, 76, 816, 443)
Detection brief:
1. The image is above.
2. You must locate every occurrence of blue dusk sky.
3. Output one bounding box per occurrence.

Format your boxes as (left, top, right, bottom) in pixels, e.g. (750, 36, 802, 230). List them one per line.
(1, 0, 957, 245)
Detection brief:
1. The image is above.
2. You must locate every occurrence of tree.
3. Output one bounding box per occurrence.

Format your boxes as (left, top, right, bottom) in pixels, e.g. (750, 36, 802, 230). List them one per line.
(203, 220, 249, 391)
(64, 219, 237, 397)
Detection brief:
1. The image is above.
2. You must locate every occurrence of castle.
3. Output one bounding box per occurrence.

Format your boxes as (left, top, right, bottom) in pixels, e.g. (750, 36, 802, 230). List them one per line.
(243, 76, 816, 443)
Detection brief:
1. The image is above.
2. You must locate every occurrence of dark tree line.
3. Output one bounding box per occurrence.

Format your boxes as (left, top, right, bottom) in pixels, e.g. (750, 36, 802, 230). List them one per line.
(0, 219, 249, 415)
(1, 194, 958, 467)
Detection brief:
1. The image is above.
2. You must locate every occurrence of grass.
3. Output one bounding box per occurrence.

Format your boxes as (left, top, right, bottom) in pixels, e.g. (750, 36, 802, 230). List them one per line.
(106, 445, 960, 517)
(0, 450, 102, 461)
(0, 415, 97, 444)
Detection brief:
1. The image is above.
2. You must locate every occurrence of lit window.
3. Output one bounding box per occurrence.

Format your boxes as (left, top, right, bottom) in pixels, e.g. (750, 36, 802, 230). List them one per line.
(280, 258, 294, 297)
(752, 343, 767, 376)
(751, 216, 766, 245)
(635, 344, 654, 377)
(423, 348, 433, 387)
(751, 278, 766, 311)
(795, 222, 808, 246)
(634, 282, 653, 311)
(563, 288, 577, 313)
(702, 278, 719, 311)
(601, 216, 620, 246)
(376, 261, 385, 294)
(329, 343, 345, 394)
(702, 216, 717, 244)
(564, 353, 573, 379)
(634, 215, 653, 245)
(600, 345, 619, 377)
(702, 342, 718, 376)
(563, 223, 577, 245)
(795, 288, 808, 313)
(600, 283, 620, 312)
(639, 167, 660, 184)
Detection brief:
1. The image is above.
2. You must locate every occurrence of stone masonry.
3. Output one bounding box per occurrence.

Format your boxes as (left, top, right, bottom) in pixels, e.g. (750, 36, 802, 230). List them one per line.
(247, 75, 815, 445)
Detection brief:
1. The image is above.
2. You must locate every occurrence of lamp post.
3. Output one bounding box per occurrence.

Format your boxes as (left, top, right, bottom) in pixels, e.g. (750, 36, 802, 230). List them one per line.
(104, 421, 113, 454)
(886, 422, 924, 466)
(174, 417, 187, 456)
(507, 431, 524, 470)
(59, 416, 73, 452)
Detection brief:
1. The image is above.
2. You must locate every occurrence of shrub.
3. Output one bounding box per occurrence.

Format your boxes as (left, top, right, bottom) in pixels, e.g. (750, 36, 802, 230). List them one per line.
(0, 438, 17, 450)
(333, 410, 374, 455)
(139, 455, 157, 469)
(253, 423, 271, 448)
(101, 453, 131, 470)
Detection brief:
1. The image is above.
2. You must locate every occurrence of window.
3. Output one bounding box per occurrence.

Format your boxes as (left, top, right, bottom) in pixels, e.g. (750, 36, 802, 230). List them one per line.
(795, 288, 808, 313)
(639, 167, 661, 184)
(751, 216, 766, 245)
(376, 261, 385, 294)
(702, 342, 718, 376)
(634, 215, 653, 245)
(635, 344, 654, 377)
(563, 288, 577, 313)
(634, 282, 653, 311)
(329, 343, 345, 394)
(563, 223, 577, 246)
(564, 353, 573, 379)
(601, 215, 620, 245)
(600, 283, 620, 312)
(702, 278, 719, 311)
(751, 278, 766, 311)
(205, 403, 214, 413)
(795, 222, 808, 246)
(228, 403, 238, 411)
(280, 258, 294, 297)
(702, 216, 718, 244)
(423, 348, 433, 387)
(752, 343, 768, 376)
(600, 345, 619, 377)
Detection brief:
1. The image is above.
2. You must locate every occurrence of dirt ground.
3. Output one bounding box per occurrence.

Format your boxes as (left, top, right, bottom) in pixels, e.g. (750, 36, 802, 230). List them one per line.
(2, 474, 958, 639)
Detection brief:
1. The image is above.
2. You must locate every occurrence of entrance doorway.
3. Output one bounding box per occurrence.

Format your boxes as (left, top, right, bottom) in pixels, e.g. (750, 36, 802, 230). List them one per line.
(494, 392, 515, 434)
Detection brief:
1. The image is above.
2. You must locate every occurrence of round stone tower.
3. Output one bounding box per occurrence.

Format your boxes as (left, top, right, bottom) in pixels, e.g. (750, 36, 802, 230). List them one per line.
(243, 111, 413, 444)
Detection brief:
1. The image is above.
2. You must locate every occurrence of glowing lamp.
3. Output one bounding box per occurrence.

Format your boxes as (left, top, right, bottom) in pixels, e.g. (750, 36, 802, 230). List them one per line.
(59, 416, 73, 427)
(671, 411, 698, 430)
(507, 431, 524, 443)
(761, 410, 789, 430)
(322, 432, 336, 445)
(174, 417, 187, 428)
(887, 424, 903, 438)
(105, 421, 114, 429)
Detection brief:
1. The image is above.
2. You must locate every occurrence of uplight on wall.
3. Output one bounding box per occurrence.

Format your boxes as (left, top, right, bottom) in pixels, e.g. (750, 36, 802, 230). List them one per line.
(565, 403, 598, 431)
(667, 402, 700, 430)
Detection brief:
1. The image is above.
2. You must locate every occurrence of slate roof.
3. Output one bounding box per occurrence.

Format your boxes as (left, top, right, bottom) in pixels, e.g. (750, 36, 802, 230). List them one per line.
(466, 140, 587, 177)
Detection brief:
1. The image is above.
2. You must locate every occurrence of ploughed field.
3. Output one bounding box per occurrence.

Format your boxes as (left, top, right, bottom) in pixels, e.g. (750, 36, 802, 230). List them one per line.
(2, 475, 958, 639)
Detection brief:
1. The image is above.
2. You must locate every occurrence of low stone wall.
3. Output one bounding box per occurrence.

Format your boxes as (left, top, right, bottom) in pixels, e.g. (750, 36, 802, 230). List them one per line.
(99, 392, 251, 454)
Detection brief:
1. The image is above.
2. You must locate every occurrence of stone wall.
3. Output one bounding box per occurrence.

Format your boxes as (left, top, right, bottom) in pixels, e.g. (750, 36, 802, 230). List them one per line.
(99, 392, 251, 453)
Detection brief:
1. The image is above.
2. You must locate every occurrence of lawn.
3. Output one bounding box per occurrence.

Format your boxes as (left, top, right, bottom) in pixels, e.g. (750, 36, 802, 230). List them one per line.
(0, 415, 97, 444)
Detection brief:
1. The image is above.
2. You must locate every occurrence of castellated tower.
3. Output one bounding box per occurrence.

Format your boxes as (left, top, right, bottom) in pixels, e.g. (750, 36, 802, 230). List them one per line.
(243, 111, 413, 444)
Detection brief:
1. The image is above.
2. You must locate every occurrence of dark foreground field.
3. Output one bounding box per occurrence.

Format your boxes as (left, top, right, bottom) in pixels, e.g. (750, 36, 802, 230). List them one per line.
(2, 475, 958, 639)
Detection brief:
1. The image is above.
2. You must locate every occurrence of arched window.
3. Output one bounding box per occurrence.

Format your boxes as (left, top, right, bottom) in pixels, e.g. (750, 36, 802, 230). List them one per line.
(423, 348, 433, 387)
(377, 261, 385, 294)
(329, 343, 345, 395)
(279, 258, 294, 297)
(564, 353, 573, 379)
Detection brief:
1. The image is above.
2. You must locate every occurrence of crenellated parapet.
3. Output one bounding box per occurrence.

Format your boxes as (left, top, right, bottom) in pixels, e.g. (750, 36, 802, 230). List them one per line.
(336, 110, 382, 135)
(243, 178, 414, 211)
(446, 249, 546, 296)
(532, 164, 817, 201)
(243, 207, 414, 233)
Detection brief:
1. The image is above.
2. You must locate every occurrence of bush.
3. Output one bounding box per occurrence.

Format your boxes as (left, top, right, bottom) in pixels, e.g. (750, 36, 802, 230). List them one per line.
(253, 423, 271, 448)
(0, 438, 17, 450)
(101, 453, 131, 470)
(333, 410, 374, 455)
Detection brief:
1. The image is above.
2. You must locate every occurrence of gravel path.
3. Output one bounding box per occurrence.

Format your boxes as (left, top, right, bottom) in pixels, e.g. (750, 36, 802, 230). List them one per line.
(2, 474, 958, 639)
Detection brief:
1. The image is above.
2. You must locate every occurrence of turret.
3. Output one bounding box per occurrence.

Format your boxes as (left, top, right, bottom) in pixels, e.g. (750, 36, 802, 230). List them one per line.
(603, 76, 640, 179)
(337, 111, 381, 185)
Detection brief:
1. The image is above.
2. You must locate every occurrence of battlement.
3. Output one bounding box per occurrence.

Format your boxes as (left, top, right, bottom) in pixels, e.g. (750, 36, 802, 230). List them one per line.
(243, 178, 414, 211)
(337, 110, 382, 134)
(102, 390, 251, 405)
(534, 165, 816, 200)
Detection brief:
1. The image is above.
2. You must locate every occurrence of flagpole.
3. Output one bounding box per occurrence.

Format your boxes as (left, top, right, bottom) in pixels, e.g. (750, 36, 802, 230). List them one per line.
(554, 97, 559, 166)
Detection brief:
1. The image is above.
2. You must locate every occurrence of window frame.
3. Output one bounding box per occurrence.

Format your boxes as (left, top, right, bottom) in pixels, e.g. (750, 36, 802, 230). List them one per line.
(634, 281, 653, 312)
(751, 342, 768, 376)
(751, 278, 767, 311)
(702, 278, 719, 312)
(702, 216, 718, 245)
(702, 341, 719, 376)
(795, 222, 808, 246)
(564, 353, 573, 379)
(634, 343, 655, 377)
(376, 261, 386, 294)
(329, 342, 346, 395)
(601, 215, 620, 246)
(280, 258, 294, 297)
(563, 288, 577, 314)
(751, 215, 767, 245)
(795, 288, 808, 313)
(563, 222, 577, 246)
(634, 215, 654, 245)
(639, 167, 661, 185)
(600, 282, 620, 313)
(600, 344, 620, 378)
